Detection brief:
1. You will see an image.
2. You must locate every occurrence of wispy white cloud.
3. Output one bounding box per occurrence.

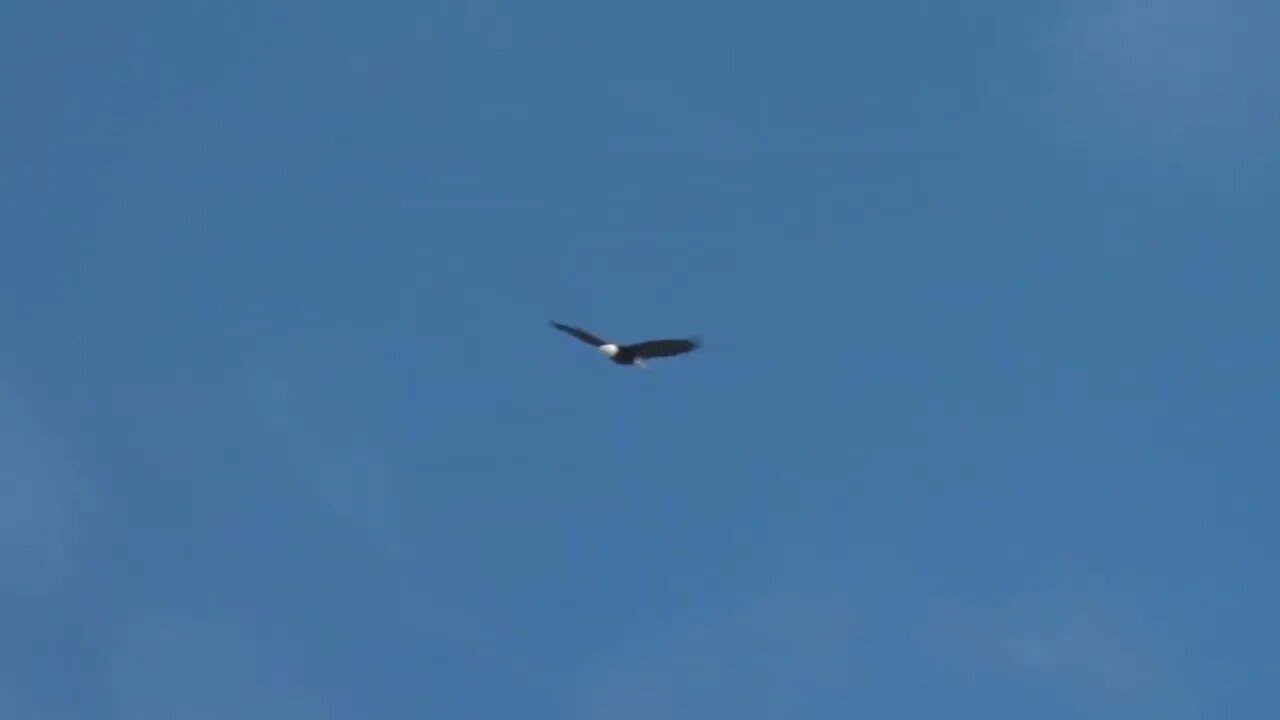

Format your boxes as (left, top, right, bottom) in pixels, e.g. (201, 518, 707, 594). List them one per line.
(577, 574, 1205, 719)
(1049, 0, 1279, 159)
(0, 389, 78, 590)
(212, 358, 558, 695)
(108, 612, 332, 720)
(918, 576, 1203, 718)
(578, 585, 865, 720)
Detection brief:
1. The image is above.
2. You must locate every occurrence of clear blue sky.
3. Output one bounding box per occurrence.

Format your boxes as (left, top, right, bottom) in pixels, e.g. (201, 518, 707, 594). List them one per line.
(3, 2, 1278, 718)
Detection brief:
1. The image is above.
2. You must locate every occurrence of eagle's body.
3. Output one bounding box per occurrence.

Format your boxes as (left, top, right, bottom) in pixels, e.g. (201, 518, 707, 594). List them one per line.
(549, 321, 700, 368)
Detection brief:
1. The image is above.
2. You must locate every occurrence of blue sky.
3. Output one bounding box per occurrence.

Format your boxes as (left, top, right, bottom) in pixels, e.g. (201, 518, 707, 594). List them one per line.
(3, 1, 1278, 718)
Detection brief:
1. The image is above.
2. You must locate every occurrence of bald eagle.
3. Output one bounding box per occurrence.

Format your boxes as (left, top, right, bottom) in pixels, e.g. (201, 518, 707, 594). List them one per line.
(549, 321, 701, 367)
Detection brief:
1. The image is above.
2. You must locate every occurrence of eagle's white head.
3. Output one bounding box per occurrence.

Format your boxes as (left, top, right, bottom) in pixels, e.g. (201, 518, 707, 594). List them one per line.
(598, 343, 620, 357)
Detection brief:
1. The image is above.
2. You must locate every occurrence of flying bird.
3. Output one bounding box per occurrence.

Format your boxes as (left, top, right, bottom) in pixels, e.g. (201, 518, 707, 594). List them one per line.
(549, 321, 701, 368)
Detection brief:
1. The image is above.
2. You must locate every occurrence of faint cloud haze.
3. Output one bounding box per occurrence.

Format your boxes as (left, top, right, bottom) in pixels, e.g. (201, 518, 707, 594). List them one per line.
(109, 613, 330, 720)
(1050, 0, 1279, 157)
(920, 577, 1202, 718)
(0, 394, 77, 589)
(579, 586, 863, 720)
(579, 575, 1205, 719)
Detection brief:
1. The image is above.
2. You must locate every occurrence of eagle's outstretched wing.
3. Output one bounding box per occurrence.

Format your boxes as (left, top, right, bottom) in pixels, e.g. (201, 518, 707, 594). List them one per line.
(549, 321, 608, 347)
(625, 336, 701, 358)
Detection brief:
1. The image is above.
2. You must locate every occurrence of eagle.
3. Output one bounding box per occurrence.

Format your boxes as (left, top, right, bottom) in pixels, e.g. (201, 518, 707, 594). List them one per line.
(549, 321, 701, 368)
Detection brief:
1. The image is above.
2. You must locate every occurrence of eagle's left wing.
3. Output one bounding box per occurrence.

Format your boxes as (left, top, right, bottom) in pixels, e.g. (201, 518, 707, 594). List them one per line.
(626, 336, 701, 358)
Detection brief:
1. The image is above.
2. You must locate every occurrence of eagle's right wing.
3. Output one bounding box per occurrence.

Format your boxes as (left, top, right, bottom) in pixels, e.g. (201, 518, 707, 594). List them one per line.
(549, 321, 608, 347)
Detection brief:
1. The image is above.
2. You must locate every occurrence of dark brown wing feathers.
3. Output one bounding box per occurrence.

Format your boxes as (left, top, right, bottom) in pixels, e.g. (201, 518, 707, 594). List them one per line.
(549, 321, 607, 347)
(625, 337, 700, 358)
